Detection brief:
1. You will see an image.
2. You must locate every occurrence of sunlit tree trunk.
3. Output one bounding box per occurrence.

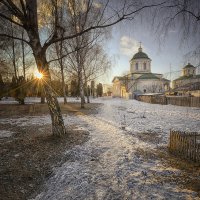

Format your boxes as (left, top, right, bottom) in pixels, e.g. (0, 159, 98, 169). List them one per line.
(31, 41, 66, 136)
(37, 54, 66, 135)
(24, 0, 66, 136)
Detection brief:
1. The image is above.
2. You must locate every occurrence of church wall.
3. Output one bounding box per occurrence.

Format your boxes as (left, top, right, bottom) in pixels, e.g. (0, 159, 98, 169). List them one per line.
(112, 80, 122, 97)
(173, 77, 200, 89)
(129, 79, 165, 94)
(182, 68, 196, 76)
(130, 58, 151, 73)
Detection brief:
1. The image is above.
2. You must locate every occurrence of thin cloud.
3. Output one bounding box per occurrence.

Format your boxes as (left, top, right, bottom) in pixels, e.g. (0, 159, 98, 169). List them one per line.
(120, 36, 140, 57)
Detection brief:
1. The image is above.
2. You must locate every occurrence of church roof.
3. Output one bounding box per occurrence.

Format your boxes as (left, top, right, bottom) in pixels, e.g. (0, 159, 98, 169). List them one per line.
(131, 46, 150, 60)
(112, 76, 125, 82)
(173, 82, 200, 91)
(183, 63, 195, 69)
(137, 73, 160, 80)
(161, 78, 170, 82)
(131, 52, 150, 60)
(173, 74, 200, 81)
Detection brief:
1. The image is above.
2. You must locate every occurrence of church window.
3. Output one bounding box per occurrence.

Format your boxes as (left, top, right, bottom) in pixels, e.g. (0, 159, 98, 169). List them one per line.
(135, 63, 138, 70)
(143, 63, 146, 70)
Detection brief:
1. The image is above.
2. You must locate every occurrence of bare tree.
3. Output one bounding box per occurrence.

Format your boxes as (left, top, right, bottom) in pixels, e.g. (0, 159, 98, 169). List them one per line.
(83, 45, 111, 102)
(152, 0, 200, 58)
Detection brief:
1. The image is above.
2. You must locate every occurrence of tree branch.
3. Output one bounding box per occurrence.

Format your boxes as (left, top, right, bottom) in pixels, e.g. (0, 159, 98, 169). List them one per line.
(182, 9, 200, 21)
(0, 33, 30, 45)
(1, 0, 24, 20)
(43, 1, 167, 50)
(48, 48, 78, 64)
(0, 13, 23, 27)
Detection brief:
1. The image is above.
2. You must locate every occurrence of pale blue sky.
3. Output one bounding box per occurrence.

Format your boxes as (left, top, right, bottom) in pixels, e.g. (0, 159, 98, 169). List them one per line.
(103, 20, 198, 84)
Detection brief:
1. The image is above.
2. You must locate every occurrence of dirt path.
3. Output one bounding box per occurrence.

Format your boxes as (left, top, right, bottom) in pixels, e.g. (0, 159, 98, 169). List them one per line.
(33, 100, 200, 200)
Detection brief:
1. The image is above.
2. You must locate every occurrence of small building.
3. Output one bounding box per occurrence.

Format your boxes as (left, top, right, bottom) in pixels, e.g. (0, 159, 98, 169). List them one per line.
(103, 84, 112, 96)
(112, 44, 170, 99)
(172, 63, 200, 96)
(112, 76, 126, 98)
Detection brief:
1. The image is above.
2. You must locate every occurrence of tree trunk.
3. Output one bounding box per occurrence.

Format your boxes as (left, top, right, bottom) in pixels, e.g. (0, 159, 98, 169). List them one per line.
(20, 0, 65, 136)
(34, 50, 66, 136)
(61, 66, 67, 104)
(56, 37, 67, 104)
(44, 83, 66, 136)
(60, 52, 67, 104)
(86, 85, 90, 103)
(86, 92, 90, 103)
(79, 69, 85, 108)
(41, 90, 45, 104)
(11, 24, 17, 78)
(21, 31, 26, 79)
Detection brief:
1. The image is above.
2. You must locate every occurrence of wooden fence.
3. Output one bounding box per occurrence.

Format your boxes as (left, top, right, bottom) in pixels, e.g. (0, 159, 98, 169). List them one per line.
(138, 96, 200, 107)
(166, 96, 200, 107)
(138, 95, 167, 105)
(169, 130, 200, 163)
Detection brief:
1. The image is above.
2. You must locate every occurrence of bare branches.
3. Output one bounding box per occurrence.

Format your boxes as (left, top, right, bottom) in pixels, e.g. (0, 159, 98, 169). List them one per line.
(0, 0, 169, 55)
(0, 33, 30, 45)
(0, 13, 23, 27)
(1, 0, 24, 21)
(48, 48, 78, 64)
(151, 0, 200, 50)
(43, 1, 167, 50)
(180, 9, 200, 21)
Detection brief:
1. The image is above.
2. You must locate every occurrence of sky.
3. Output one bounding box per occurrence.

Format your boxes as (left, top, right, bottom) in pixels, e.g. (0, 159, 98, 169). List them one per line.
(103, 18, 199, 84)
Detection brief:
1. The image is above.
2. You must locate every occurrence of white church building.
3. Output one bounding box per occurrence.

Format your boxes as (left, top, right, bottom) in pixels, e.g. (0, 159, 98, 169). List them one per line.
(112, 45, 170, 99)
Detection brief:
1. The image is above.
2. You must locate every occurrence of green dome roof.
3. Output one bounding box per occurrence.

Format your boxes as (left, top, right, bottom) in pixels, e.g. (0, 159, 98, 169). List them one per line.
(131, 47, 150, 60)
(132, 52, 149, 59)
(183, 63, 195, 69)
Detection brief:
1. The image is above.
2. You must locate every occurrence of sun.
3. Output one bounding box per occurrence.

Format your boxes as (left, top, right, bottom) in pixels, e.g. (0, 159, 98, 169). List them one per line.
(34, 71, 43, 79)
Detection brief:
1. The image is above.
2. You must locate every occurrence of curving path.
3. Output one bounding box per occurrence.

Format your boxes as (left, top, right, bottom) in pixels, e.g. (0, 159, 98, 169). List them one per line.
(33, 98, 200, 200)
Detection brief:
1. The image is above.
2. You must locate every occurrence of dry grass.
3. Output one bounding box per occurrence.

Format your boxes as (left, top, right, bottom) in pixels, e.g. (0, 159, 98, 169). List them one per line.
(135, 145, 200, 197)
(0, 102, 101, 200)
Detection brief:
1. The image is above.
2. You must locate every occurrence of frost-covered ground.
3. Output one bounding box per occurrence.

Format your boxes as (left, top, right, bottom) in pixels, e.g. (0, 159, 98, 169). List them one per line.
(1, 97, 200, 199)
(0, 97, 81, 104)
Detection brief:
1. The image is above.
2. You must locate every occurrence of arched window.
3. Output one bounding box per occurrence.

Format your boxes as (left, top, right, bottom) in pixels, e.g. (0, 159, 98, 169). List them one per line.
(135, 63, 138, 70)
(143, 63, 146, 70)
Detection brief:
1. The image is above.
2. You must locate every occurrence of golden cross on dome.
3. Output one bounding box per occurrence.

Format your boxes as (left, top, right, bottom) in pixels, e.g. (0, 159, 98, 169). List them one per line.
(138, 42, 142, 52)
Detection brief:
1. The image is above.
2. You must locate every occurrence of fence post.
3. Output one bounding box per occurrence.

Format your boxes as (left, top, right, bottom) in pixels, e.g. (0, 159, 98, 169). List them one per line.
(194, 133, 196, 162)
(169, 130, 199, 162)
(169, 130, 171, 150)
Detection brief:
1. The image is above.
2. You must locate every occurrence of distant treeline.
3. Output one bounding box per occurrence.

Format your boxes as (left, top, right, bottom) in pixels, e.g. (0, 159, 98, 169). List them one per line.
(0, 74, 103, 104)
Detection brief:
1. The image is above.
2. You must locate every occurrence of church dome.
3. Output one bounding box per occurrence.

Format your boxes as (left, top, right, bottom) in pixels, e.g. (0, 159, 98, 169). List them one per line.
(131, 46, 150, 60)
(183, 63, 195, 69)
